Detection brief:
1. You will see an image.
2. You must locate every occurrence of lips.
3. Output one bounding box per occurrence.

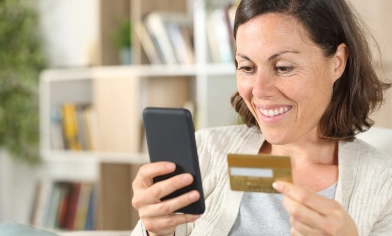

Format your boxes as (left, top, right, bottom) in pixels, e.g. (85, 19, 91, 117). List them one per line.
(259, 106, 292, 117)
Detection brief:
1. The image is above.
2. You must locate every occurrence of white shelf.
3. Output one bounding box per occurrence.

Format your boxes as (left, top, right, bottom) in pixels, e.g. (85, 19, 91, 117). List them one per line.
(41, 150, 149, 165)
(40, 64, 236, 82)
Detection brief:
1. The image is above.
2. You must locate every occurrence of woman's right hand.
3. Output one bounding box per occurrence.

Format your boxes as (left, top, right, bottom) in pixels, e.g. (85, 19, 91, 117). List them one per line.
(132, 162, 201, 236)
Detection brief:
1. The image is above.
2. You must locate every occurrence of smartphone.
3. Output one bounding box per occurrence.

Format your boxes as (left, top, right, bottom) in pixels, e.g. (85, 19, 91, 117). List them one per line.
(142, 107, 205, 214)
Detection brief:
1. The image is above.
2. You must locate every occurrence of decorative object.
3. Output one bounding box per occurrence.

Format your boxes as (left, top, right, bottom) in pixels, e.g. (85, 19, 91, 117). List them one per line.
(0, 0, 46, 165)
(112, 19, 132, 64)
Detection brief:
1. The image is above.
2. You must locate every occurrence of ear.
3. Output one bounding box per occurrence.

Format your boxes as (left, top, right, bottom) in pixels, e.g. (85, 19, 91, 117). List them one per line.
(332, 43, 349, 82)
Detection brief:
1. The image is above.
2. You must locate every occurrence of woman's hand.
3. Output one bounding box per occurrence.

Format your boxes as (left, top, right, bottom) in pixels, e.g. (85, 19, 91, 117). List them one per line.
(273, 181, 358, 236)
(132, 162, 201, 236)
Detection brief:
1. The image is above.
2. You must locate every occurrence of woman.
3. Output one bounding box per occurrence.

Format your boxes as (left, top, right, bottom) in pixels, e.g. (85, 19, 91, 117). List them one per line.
(131, 0, 392, 235)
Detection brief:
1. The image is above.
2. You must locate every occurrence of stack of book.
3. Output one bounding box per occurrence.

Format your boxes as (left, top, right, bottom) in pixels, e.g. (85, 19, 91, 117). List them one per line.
(135, 11, 194, 64)
(50, 103, 99, 151)
(31, 181, 98, 230)
(206, 4, 237, 64)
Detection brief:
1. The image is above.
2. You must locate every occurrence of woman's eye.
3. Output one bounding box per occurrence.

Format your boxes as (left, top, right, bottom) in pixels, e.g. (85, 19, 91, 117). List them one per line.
(237, 66, 255, 74)
(276, 66, 294, 74)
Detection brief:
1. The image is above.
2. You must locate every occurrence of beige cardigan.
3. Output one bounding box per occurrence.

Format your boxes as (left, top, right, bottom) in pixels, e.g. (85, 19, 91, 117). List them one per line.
(131, 125, 392, 236)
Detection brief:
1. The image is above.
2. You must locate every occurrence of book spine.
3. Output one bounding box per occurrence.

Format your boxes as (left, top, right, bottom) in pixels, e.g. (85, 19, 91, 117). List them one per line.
(145, 13, 178, 64)
(61, 103, 81, 150)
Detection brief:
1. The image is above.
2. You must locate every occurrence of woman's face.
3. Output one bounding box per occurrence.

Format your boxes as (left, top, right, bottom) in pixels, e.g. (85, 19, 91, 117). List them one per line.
(236, 13, 345, 144)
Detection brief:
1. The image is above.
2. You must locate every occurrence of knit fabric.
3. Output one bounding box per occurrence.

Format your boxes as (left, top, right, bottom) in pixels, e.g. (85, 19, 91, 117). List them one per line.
(131, 125, 392, 236)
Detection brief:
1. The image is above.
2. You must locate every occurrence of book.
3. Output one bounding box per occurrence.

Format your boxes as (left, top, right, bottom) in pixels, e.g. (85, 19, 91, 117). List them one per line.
(210, 8, 234, 63)
(61, 103, 81, 150)
(82, 105, 100, 151)
(57, 182, 73, 229)
(207, 7, 234, 63)
(224, 4, 237, 55)
(44, 182, 62, 228)
(134, 20, 163, 64)
(65, 183, 81, 230)
(54, 103, 98, 151)
(54, 184, 67, 228)
(164, 13, 194, 64)
(206, 9, 221, 63)
(75, 105, 88, 150)
(30, 180, 50, 227)
(50, 107, 65, 150)
(74, 183, 93, 230)
(144, 12, 180, 64)
(84, 185, 98, 230)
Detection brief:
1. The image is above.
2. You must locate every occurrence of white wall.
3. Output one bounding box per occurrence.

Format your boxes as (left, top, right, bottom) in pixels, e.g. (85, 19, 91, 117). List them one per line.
(0, 150, 43, 224)
(349, 0, 392, 128)
(37, 0, 100, 67)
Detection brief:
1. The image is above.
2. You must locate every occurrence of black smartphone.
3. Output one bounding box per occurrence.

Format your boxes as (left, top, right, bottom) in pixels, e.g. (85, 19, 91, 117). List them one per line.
(142, 107, 205, 215)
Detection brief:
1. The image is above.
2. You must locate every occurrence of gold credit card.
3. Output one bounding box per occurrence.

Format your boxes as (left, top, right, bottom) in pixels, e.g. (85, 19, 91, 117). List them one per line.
(227, 153, 292, 193)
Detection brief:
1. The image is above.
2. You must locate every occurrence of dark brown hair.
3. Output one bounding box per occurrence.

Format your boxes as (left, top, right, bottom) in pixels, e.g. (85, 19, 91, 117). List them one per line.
(231, 0, 391, 141)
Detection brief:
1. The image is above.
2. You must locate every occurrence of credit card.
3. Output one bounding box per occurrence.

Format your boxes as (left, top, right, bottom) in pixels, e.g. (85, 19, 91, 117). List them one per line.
(227, 153, 292, 193)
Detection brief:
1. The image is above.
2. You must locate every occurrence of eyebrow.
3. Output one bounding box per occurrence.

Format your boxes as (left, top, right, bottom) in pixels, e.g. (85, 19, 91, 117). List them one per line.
(268, 50, 299, 61)
(236, 50, 300, 62)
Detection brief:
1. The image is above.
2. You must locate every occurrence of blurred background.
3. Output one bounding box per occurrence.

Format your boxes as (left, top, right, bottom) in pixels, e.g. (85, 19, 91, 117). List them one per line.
(0, 0, 390, 234)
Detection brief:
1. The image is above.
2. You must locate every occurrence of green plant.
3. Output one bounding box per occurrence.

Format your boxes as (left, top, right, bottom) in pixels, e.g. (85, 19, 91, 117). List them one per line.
(112, 19, 131, 49)
(0, 0, 46, 165)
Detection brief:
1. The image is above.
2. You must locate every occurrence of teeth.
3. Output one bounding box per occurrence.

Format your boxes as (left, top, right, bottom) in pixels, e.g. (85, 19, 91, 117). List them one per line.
(260, 106, 291, 117)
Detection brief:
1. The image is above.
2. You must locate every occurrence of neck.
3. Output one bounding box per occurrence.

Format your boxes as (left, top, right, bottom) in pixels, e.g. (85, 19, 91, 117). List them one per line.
(260, 136, 338, 166)
(259, 136, 339, 191)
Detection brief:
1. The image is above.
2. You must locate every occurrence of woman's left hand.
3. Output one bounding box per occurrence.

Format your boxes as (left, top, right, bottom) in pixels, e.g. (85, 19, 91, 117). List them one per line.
(273, 181, 358, 236)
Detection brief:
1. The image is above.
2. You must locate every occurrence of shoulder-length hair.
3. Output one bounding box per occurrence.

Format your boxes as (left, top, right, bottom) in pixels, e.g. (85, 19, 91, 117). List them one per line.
(231, 0, 391, 141)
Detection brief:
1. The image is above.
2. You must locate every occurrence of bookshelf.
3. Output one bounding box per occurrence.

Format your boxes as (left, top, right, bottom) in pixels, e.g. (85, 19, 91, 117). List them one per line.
(34, 0, 239, 234)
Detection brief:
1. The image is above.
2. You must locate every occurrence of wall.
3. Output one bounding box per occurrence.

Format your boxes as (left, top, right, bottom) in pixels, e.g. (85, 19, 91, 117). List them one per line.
(37, 0, 100, 67)
(0, 150, 43, 224)
(349, 0, 392, 128)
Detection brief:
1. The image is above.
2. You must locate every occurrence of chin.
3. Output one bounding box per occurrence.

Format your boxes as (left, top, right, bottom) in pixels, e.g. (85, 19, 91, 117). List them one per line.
(259, 126, 296, 145)
(262, 133, 288, 145)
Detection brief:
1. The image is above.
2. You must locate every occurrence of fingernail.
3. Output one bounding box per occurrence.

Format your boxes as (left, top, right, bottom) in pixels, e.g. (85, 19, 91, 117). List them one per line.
(273, 182, 282, 191)
(188, 192, 197, 201)
(182, 174, 192, 184)
(166, 163, 175, 171)
(192, 214, 201, 220)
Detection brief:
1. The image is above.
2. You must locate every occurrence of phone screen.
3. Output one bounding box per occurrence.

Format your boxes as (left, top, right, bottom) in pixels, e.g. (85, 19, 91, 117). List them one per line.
(142, 107, 205, 214)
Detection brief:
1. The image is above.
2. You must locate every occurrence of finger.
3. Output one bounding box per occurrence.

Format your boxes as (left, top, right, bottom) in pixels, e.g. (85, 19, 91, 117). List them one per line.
(290, 227, 305, 236)
(289, 216, 321, 235)
(273, 181, 338, 215)
(283, 195, 326, 230)
(145, 173, 194, 203)
(140, 190, 200, 218)
(133, 162, 176, 189)
(143, 213, 200, 234)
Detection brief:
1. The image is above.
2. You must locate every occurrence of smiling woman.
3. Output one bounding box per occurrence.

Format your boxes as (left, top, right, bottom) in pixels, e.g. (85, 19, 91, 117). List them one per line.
(231, 0, 390, 142)
(130, 0, 392, 235)
(234, 13, 345, 145)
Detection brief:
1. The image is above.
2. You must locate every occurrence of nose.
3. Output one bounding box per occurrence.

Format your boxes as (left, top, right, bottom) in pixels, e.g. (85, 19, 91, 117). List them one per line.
(252, 71, 274, 98)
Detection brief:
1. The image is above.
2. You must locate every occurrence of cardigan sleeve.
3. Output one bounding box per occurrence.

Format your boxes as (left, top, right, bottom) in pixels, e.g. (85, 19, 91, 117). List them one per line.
(130, 220, 147, 236)
(369, 198, 392, 236)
